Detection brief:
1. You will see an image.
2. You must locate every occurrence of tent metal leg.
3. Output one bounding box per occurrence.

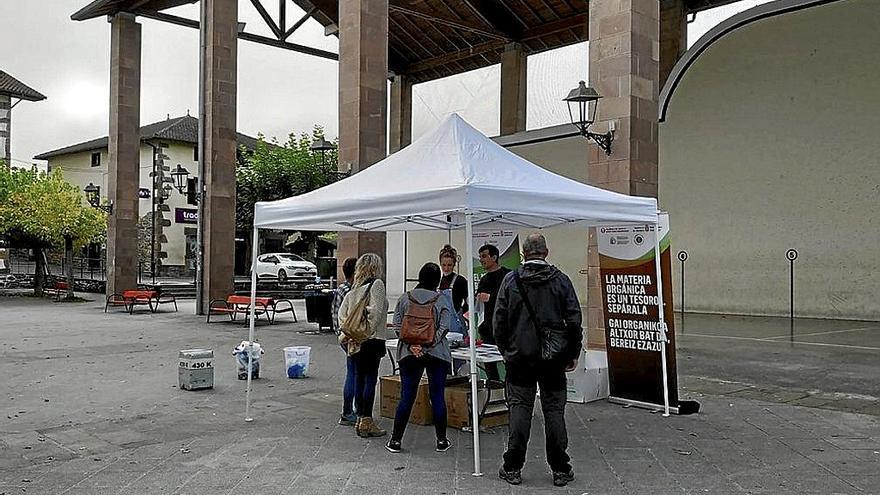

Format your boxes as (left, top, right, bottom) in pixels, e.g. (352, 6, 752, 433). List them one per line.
(245, 227, 259, 422)
(464, 213, 482, 476)
(654, 215, 670, 417)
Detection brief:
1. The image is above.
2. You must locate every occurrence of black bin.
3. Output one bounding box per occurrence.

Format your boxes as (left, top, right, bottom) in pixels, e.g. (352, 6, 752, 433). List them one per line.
(304, 290, 334, 331)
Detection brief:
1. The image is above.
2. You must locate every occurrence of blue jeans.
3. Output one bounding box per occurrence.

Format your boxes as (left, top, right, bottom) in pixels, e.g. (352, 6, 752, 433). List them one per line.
(342, 353, 357, 417)
(352, 338, 385, 418)
(392, 355, 449, 442)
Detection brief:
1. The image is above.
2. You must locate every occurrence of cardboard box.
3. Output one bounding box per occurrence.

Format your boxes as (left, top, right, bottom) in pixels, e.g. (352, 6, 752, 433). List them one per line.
(379, 375, 433, 425)
(566, 350, 609, 403)
(445, 381, 508, 429)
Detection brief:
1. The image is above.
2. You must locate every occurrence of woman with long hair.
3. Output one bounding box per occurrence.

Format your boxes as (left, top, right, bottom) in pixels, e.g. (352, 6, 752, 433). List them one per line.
(338, 253, 390, 437)
(438, 244, 468, 313)
(385, 262, 453, 453)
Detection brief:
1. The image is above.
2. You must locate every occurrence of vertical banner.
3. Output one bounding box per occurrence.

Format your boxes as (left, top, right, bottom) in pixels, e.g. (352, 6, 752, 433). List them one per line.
(597, 213, 678, 411)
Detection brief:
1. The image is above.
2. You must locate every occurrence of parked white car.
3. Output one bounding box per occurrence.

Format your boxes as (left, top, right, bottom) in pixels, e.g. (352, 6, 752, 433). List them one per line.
(254, 253, 317, 283)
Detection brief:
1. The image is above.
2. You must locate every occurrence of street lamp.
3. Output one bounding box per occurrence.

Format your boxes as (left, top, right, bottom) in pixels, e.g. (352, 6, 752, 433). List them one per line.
(170, 164, 190, 194)
(309, 137, 336, 167)
(83, 182, 113, 213)
(170, 164, 201, 205)
(564, 81, 615, 156)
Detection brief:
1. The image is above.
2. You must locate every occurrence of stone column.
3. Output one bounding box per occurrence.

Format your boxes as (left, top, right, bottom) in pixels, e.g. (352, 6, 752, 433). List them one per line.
(201, 0, 238, 309)
(0, 95, 10, 167)
(389, 74, 412, 153)
(586, 0, 660, 348)
(106, 13, 141, 296)
(660, 0, 687, 88)
(500, 42, 527, 135)
(336, 0, 389, 279)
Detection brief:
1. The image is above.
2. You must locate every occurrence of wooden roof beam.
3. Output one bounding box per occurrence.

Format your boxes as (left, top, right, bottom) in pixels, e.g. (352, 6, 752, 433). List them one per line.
(459, 0, 528, 39)
(389, 2, 508, 40)
(405, 12, 588, 75)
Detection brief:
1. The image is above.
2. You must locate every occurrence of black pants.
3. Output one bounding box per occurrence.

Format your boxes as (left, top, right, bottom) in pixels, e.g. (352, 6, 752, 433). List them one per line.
(503, 362, 571, 473)
(392, 355, 449, 442)
(351, 338, 385, 418)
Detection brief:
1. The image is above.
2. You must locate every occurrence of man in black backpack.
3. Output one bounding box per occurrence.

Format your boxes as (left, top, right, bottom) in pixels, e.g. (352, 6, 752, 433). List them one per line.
(493, 233, 582, 487)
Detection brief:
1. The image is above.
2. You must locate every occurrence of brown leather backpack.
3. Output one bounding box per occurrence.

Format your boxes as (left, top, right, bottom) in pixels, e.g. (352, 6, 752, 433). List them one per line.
(399, 292, 440, 346)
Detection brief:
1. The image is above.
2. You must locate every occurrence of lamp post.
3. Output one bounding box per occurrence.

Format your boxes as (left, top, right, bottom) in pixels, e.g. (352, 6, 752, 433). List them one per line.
(564, 81, 615, 155)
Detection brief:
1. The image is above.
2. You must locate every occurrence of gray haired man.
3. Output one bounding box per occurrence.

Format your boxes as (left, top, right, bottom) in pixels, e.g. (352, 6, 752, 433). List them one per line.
(493, 233, 582, 486)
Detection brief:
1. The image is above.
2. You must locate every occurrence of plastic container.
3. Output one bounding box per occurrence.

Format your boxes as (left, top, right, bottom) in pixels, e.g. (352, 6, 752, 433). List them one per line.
(284, 346, 311, 378)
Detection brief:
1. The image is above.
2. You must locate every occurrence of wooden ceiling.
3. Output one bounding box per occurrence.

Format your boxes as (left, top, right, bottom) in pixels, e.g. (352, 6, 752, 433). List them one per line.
(297, 0, 588, 82)
(73, 0, 745, 84)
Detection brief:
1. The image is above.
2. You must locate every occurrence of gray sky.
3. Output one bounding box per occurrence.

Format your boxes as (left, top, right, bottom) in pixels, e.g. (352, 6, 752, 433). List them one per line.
(0, 0, 769, 168)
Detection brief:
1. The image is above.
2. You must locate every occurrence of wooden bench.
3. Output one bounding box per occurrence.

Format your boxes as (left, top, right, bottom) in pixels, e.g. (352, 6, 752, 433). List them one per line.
(105, 290, 178, 314)
(206, 295, 297, 324)
(44, 281, 70, 301)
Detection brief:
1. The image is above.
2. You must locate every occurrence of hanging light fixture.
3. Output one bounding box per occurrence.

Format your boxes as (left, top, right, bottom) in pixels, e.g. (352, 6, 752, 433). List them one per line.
(564, 81, 615, 155)
(170, 164, 191, 194)
(83, 182, 113, 213)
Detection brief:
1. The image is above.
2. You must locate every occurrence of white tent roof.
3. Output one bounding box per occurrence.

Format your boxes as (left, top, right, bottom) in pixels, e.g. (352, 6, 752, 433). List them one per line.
(253, 114, 658, 231)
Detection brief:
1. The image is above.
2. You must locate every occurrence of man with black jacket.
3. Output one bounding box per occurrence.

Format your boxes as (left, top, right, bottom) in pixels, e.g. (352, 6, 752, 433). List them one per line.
(493, 233, 582, 487)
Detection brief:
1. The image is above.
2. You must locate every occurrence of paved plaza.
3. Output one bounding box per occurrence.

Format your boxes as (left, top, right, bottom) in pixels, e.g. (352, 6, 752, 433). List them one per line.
(1, 295, 878, 494)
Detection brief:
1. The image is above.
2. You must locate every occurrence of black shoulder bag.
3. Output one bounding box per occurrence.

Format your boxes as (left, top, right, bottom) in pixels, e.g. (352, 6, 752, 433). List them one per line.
(514, 274, 574, 363)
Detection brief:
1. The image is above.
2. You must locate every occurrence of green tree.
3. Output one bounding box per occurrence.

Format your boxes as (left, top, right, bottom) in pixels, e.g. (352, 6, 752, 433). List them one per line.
(236, 127, 341, 264)
(0, 167, 106, 297)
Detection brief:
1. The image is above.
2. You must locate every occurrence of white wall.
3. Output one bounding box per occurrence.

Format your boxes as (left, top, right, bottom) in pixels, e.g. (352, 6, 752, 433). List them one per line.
(51, 141, 198, 268)
(659, 0, 880, 320)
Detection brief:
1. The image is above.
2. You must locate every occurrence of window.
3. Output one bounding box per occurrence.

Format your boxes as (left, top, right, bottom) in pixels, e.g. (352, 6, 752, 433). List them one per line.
(279, 254, 305, 262)
(90, 152, 101, 167)
(193, 144, 199, 162)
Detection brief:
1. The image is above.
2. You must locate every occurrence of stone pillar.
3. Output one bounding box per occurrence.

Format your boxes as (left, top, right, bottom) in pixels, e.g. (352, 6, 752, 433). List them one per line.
(106, 13, 141, 296)
(0, 95, 10, 167)
(586, 0, 660, 348)
(336, 0, 389, 280)
(201, 0, 238, 309)
(500, 42, 527, 135)
(389, 74, 412, 153)
(660, 0, 687, 88)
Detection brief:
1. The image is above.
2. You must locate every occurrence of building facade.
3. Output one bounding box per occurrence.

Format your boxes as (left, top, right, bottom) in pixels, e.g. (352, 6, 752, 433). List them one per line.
(35, 115, 260, 278)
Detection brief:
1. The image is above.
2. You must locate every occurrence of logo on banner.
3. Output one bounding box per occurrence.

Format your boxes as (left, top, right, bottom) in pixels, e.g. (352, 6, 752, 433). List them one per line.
(175, 208, 198, 224)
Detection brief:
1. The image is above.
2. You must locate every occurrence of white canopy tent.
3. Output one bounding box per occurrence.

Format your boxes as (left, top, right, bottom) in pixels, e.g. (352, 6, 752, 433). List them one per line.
(245, 113, 669, 476)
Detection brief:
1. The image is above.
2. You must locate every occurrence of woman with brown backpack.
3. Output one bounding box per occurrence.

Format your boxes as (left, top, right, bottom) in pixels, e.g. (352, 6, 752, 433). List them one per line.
(338, 253, 390, 438)
(385, 262, 453, 454)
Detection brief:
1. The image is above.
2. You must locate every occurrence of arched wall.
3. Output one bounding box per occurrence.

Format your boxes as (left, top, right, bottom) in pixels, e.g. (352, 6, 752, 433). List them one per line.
(659, 0, 880, 319)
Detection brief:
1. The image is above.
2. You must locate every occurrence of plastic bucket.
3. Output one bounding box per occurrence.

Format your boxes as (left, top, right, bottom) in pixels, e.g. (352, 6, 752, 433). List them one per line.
(284, 346, 311, 378)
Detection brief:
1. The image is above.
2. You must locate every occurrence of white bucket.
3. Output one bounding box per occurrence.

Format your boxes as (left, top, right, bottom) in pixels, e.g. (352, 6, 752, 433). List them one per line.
(284, 346, 311, 378)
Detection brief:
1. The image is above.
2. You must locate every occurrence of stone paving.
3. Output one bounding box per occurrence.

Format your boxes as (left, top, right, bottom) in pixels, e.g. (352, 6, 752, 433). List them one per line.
(0, 295, 878, 494)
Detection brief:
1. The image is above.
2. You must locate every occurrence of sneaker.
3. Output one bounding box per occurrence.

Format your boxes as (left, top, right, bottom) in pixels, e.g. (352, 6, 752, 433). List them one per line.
(552, 470, 575, 487)
(385, 439, 402, 453)
(356, 417, 387, 438)
(338, 414, 357, 426)
(435, 439, 452, 452)
(498, 467, 522, 485)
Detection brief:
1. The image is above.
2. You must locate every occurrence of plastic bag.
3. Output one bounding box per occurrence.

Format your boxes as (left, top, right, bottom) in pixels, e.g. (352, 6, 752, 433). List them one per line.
(232, 341, 264, 380)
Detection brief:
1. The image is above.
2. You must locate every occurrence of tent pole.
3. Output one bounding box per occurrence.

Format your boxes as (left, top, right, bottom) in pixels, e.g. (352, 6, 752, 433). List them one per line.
(245, 226, 259, 422)
(654, 214, 670, 417)
(464, 213, 482, 476)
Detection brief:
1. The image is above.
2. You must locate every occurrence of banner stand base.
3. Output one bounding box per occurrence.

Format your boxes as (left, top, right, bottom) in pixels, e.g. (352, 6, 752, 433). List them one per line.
(609, 396, 680, 415)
